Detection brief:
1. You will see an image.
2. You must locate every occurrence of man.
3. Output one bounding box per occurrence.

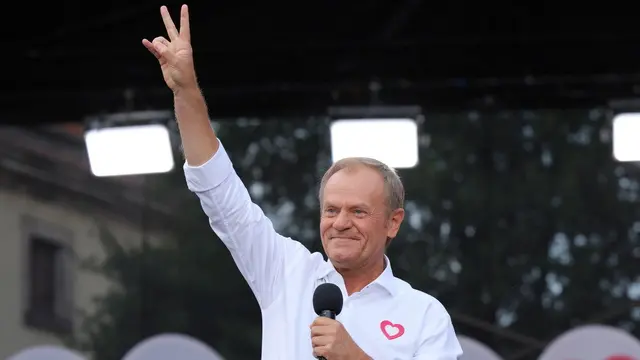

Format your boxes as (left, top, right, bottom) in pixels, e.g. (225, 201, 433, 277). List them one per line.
(142, 5, 463, 359)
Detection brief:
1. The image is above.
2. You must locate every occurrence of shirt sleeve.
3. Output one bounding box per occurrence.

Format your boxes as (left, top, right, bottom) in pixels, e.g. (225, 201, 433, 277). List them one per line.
(413, 302, 463, 360)
(183, 140, 311, 310)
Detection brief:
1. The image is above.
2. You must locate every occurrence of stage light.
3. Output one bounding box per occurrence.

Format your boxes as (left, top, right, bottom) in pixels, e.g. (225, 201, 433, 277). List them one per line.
(613, 113, 640, 162)
(328, 106, 421, 169)
(84, 111, 175, 177)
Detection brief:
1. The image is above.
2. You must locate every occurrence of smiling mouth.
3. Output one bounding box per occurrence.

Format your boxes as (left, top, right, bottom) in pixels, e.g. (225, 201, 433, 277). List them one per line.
(331, 236, 358, 241)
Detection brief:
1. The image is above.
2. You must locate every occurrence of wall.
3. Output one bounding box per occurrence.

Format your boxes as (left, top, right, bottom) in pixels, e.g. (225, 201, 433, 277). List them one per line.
(0, 186, 157, 359)
(0, 126, 172, 359)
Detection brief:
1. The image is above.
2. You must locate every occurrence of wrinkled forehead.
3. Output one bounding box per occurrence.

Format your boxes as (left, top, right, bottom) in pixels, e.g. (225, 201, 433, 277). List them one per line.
(322, 166, 386, 206)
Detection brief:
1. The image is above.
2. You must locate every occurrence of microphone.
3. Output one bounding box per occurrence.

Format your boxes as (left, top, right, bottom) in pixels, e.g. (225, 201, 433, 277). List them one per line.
(313, 283, 343, 319)
(312, 283, 344, 360)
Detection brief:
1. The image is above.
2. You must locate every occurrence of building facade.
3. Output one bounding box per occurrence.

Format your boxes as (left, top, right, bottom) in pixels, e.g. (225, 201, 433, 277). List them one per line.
(0, 126, 173, 359)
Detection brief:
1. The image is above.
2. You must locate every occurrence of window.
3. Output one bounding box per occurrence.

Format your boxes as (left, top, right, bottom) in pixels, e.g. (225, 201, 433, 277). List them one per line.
(23, 229, 73, 334)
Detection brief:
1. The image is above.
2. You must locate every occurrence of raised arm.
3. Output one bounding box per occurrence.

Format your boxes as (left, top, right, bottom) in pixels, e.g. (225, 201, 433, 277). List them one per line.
(142, 4, 311, 309)
(142, 5, 217, 166)
(183, 142, 310, 309)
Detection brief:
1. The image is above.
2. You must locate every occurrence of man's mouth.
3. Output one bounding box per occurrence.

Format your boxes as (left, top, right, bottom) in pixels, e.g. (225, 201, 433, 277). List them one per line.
(331, 236, 358, 240)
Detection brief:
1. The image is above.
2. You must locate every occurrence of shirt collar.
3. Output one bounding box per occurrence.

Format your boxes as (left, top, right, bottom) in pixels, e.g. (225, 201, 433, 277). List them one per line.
(315, 255, 398, 296)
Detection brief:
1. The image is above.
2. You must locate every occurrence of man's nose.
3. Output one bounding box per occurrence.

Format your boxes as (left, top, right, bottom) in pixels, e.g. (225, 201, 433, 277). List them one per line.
(332, 210, 352, 230)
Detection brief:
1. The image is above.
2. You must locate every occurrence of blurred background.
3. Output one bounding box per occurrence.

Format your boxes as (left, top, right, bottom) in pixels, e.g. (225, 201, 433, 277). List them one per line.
(3, 1, 640, 360)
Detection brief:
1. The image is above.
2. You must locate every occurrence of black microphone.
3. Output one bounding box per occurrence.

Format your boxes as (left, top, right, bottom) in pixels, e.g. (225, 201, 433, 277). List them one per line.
(312, 283, 344, 360)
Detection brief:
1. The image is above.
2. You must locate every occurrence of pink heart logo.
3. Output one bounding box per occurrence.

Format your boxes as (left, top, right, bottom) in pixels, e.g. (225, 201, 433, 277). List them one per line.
(380, 320, 405, 340)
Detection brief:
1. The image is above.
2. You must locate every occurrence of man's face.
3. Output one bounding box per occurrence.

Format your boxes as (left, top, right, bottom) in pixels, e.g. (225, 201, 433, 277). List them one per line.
(319, 166, 404, 270)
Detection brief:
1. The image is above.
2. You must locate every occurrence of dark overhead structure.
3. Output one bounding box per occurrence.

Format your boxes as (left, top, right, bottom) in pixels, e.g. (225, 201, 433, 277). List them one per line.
(4, 2, 640, 123)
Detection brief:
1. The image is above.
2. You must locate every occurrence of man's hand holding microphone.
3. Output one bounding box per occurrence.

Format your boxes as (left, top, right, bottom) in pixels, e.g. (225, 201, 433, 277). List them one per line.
(312, 283, 372, 360)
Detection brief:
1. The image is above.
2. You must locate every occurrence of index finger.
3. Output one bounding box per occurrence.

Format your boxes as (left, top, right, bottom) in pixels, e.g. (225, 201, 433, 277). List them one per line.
(179, 4, 190, 42)
(160, 5, 179, 40)
(310, 325, 332, 337)
(310, 317, 334, 327)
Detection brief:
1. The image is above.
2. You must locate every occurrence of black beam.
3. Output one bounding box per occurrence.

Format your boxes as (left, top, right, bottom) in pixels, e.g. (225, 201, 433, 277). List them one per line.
(9, 34, 640, 91)
(4, 74, 640, 125)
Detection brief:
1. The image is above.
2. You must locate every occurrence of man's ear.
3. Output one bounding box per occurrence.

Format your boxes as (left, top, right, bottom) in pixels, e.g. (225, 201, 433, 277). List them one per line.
(386, 208, 405, 239)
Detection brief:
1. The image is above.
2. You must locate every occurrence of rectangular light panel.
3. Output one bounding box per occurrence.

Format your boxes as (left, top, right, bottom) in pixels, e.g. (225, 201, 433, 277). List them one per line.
(330, 118, 419, 168)
(85, 124, 175, 177)
(613, 113, 640, 162)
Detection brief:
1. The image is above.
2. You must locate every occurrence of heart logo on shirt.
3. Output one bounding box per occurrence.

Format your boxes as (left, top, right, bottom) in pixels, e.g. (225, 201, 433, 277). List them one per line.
(380, 320, 405, 340)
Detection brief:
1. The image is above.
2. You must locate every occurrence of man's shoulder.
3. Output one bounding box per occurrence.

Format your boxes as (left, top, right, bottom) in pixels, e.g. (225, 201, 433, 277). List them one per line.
(393, 279, 452, 317)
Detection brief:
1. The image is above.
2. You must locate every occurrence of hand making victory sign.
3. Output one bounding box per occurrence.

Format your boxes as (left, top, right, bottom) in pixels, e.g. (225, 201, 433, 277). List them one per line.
(142, 5, 197, 92)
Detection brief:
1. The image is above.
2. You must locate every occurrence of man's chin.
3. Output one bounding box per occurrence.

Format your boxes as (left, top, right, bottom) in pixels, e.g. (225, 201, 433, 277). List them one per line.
(328, 251, 357, 267)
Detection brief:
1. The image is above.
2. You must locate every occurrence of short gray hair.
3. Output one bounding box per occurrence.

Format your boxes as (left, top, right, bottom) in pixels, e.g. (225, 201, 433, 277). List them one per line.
(318, 157, 405, 212)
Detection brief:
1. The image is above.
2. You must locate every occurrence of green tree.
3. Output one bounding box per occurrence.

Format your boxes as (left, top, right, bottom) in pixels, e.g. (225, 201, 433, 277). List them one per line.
(388, 109, 640, 358)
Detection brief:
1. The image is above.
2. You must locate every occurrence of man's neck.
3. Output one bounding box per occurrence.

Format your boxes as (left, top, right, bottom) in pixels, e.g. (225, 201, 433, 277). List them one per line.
(338, 257, 386, 295)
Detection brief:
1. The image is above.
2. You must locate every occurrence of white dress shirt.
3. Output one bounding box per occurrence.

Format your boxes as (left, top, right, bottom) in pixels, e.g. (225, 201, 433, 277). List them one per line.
(184, 141, 463, 360)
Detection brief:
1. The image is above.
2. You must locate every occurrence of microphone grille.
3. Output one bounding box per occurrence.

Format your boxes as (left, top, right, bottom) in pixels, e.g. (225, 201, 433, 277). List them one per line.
(312, 283, 343, 316)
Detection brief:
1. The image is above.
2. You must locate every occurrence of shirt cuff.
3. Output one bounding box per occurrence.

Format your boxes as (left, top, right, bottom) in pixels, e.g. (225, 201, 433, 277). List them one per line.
(183, 140, 234, 192)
